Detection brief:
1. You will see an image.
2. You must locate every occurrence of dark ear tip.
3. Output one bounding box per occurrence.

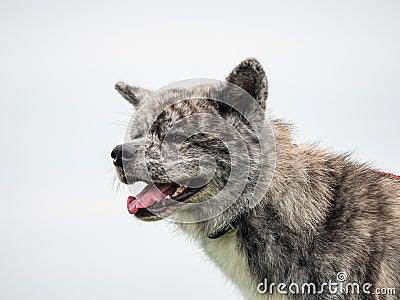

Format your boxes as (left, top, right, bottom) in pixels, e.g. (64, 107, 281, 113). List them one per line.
(115, 81, 127, 91)
(240, 57, 262, 65)
(235, 58, 265, 74)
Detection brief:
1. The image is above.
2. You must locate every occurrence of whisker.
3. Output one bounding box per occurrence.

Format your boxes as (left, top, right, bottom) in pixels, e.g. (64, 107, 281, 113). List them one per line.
(111, 175, 120, 195)
(117, 105, 133, 117)
(127, 184, 135, 195)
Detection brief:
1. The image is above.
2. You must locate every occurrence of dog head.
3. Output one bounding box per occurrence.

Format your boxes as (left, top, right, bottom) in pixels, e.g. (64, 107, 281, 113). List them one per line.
(112, 58, 275, 230)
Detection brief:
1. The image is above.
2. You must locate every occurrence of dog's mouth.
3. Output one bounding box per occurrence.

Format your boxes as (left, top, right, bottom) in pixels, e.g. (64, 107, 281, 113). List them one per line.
(127, 182, 204, 220)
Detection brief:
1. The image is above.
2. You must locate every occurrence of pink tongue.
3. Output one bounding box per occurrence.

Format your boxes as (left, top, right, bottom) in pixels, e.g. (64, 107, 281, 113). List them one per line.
(127, 183, 175, 214)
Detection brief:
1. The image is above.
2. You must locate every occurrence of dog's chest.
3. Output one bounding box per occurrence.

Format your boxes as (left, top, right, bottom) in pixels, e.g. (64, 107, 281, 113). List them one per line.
(202, 232, 287, 300)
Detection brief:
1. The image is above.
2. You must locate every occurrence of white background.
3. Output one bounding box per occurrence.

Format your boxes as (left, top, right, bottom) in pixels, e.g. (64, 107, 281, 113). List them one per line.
(1, 0, 399, 299)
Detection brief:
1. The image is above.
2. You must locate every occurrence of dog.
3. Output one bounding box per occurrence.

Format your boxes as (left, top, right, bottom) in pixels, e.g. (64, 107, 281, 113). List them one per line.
(112, 58, 400, 299)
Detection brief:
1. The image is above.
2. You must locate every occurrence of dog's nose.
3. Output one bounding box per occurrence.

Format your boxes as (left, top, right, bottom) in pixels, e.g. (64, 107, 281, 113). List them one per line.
(111, 145, 123, 167)
(111, 144, 134, 168)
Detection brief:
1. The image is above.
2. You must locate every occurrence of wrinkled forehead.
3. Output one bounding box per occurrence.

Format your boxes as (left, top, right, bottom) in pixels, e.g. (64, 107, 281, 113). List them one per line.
(127, 86, 222, 140)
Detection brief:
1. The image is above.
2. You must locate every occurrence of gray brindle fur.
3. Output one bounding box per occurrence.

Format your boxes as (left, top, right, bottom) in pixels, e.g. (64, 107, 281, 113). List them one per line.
(112, 59, 400, 299)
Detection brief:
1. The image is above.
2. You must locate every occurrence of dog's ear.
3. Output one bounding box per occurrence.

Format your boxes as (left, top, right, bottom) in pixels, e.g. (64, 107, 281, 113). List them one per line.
(114, 82, 151, 107)
(226, 58, 268, 111)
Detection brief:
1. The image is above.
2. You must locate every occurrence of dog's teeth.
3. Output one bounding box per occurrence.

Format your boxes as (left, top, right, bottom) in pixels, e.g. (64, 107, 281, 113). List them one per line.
(166, 195, 171, 199)
(172, 191, 180, 197)
(171, 185, 186, 198)
(176, 186, 186, 193)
